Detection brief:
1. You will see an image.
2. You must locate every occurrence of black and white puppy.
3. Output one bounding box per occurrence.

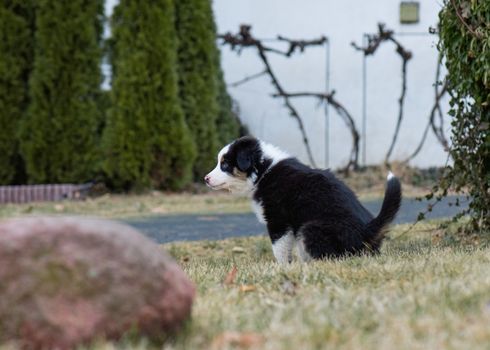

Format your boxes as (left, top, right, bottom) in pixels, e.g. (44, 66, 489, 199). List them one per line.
(205, 136, 402, 264)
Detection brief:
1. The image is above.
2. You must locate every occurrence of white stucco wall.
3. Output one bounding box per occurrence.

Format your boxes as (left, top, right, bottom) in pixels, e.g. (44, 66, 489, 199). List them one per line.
(213, 0, 451, 169)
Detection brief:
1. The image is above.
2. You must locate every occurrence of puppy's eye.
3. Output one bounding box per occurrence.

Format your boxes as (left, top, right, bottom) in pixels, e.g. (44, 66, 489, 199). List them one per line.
(220, 159, 232, 173)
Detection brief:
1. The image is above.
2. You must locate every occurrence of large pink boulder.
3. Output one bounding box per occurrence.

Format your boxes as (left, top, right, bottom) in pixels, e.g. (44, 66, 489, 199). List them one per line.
(0, 217, 195, 350)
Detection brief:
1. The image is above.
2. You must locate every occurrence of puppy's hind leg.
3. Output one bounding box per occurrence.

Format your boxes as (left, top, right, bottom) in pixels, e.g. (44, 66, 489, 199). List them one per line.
(301, 220, 365, 259)
(271, 231, 295, 265)
(296, 236, 312, 262)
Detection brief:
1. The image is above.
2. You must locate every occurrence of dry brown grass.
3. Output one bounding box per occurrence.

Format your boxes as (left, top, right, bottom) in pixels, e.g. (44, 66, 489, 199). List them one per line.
(0, 192, 250, 219)
(166, 222, 490, 350)
(0, 164, 440, 220)
(74, 221, 490, 350)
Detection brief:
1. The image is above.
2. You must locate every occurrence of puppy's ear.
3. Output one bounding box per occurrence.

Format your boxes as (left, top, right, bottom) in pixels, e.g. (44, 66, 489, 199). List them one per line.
(236, 150, 252, 172)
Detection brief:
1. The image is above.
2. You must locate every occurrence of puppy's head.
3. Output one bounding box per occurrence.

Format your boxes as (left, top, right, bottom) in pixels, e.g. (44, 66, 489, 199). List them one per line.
(204, 136, 265, 193)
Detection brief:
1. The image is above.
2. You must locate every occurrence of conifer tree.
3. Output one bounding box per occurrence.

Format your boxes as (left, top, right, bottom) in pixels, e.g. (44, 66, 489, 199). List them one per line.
(20, 0, 103, 183)
(207, 1, 241, 145)
(215, 65, 241, 145)
(0, 1, 34, 184)
(104, 0, 195, 190)
(175, 0, 220, 178)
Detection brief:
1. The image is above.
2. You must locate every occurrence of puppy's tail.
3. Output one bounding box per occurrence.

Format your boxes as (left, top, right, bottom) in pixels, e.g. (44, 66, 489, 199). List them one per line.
(365, 172, 402, 249)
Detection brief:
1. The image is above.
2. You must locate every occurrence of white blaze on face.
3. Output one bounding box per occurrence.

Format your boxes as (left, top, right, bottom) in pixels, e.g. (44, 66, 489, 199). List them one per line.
(205, 144, 231, 190)
(205, 144, 252, 193)
(205, 139, 289, 194)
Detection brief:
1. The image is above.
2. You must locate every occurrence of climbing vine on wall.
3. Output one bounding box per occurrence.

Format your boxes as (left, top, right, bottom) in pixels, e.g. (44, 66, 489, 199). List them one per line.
(436, 0, 489, 231)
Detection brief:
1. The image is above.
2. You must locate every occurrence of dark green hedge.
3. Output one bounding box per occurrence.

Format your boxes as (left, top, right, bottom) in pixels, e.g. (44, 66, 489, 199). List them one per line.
(213, 33, 241, 146)
(19, 0, 104, 183)
(175, 0, 220, 179)
(103, 0, 196, 190)
(0, 1, 34, 184)
(1, 0, 237, 189)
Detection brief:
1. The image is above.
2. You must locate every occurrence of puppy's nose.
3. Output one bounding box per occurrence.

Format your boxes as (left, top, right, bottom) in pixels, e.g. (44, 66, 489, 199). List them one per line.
(204, 175, 210, 184)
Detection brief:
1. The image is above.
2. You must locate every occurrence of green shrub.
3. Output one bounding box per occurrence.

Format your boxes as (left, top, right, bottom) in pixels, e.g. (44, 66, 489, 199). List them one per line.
(0, 1, 34, 184)
(103, 0, 195, 190)
(208, 2, 241, 146)
(438, 0, 489, 230)
(175, 0, 220, 177)
(19, 0, 104, 183)
(215, 57, 241, 146)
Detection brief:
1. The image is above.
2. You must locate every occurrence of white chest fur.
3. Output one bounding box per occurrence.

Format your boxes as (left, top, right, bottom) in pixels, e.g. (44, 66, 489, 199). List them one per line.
(251, 199, 266, 224)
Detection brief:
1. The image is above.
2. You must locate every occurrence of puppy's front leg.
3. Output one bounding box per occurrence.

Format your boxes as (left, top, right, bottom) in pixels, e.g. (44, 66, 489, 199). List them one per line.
(270, 230, 295, 264)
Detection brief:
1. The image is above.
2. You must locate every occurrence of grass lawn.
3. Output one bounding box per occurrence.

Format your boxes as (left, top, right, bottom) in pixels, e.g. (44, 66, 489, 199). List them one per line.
(0, 177, 432, 221)
(0, 192, 251, 219)
(87, 221, 490, 350)
(0, 162, 441, 220)
(1, 168, 482, 349)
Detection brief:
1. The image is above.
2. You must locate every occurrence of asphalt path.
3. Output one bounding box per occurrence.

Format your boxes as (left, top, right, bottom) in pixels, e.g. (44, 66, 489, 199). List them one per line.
(125, 196, 468, 244)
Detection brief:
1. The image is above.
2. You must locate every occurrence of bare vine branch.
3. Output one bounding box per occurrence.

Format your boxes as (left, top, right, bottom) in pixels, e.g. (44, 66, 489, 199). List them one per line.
(271, 91, 360, 172)
(229, 70, 267, 87)
(351, 24, 392, 55)
(403, 79, 449, 163)
(219, 25, 360, 171)
(351, 24, 412, 60)
(219, 25, 323, 165)
(450, 0, 483, 39)
(219, 25, 326, 58)
(430, 56, 450, 150)
(385, 53, 409, 164)
(404, 53, 450, 163)
(276, 35, 327, 56)
(255, 43, 317, 166)
(352, 23, 412, 165)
